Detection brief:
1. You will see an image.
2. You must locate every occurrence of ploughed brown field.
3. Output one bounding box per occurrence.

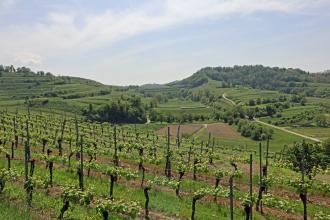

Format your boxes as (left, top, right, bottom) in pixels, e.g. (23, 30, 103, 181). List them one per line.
(156, 123, 241, 139)
(156, 124, 203, 136)
(206, 122, 241, 139)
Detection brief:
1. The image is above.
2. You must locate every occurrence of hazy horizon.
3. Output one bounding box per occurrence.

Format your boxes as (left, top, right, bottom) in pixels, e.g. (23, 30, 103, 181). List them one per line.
(1, 0, 329, 85)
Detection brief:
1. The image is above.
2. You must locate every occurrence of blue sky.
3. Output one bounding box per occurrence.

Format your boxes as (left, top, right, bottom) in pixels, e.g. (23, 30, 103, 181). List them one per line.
(0, 0, 329, 85)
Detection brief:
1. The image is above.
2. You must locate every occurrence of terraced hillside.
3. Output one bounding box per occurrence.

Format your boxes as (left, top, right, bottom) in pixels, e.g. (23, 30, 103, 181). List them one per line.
(0, 71, 112, 113)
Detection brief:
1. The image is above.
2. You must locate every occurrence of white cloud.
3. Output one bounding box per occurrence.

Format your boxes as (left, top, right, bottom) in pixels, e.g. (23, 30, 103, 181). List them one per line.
(14, 52, 42, 66)
(0, 0, 328, 69)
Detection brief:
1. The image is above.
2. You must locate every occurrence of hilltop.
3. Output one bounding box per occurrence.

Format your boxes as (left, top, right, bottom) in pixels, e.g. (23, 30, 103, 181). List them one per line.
(169, 65, 330, 98)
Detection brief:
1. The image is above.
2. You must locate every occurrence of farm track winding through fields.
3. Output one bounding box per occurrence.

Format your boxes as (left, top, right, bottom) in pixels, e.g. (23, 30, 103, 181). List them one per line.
(222, 94, 322, 142)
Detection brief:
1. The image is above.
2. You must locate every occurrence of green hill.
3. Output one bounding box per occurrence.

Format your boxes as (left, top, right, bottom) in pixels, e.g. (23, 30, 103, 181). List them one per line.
(169, 65, 330, 98)
(0, 66, 152, 123)
(0, 69, 116, 114)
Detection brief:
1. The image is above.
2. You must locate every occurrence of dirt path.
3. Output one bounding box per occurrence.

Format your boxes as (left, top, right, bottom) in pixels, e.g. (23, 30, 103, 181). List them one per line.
(222, 93, 236, 105)
(192, 124, 207, 138)
(146, 114, 151, 124)
(254, 118, 321, 142)
(222, 93, 322, 143)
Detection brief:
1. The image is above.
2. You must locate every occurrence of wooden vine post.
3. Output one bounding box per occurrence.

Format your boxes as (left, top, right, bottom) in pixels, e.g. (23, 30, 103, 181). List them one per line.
(24, 116, 33, 206)
(265, 137, 270, 193)
(152, 133, 156, 157)
(229, 176, 234, 220)
(175, 163, 185, 198)
(26, 159, 35, 207)
(191, 189, 209, 220)
(113, 126, 119, 167)
(79, 135, 84, 191)
(188, 139, 194, 165)
(58, 117, 66, 156)
(144, 186, 151, 220)
(193, 157, 198, 181)
(256, 143, 264, 213)
(176, 125, 180, 148)
(207, 132, 211, 150)
(165, 127, 171, 178)
(191, 196, 199, 220)
(75, 116, 80, 159)
(249, 154, 253, 220)
(46, 149, 53, 186)
(23, 110, 34, 206)
(24, 119, 30, 182)
(209, 137, 215, 164)
(87, 152, 93, 177)
(49, 153, 54, 187)
(70, 126, 73, 148)
(6, 153, 10, 170)
(301, 147, 307, 220)
(140, 165, 146, 187)
(109, 173, 115, 199)
(11, 141, 14, 159)
(14, 116, 18, 150)
(138, 142, 144, 171)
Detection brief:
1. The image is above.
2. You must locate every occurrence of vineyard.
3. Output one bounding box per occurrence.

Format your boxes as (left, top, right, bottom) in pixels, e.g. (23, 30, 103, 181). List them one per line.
(0, 110, 329, 220)
(1, 1, 330, 219)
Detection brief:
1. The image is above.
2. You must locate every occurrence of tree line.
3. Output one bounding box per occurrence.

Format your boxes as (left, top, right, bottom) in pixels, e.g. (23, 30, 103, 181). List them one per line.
(82, 96, 147, 124)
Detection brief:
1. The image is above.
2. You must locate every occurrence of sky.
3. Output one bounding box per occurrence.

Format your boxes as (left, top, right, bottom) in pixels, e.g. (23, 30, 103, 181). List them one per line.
(0, 0, 330, 85)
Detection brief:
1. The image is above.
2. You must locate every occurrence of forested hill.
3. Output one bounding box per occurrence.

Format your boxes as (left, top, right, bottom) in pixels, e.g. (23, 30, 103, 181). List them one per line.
(169, 65, 330, 97)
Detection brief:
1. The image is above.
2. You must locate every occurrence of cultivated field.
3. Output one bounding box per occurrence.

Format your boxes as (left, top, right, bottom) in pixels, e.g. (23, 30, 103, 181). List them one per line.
(206, 123, 241, 139)
(156, 124, 203, 136)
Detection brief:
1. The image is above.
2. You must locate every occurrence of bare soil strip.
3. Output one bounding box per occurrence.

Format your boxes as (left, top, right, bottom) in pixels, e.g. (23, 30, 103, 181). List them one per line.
(206, 123, 241, 139)
(156, 124, 203, 137)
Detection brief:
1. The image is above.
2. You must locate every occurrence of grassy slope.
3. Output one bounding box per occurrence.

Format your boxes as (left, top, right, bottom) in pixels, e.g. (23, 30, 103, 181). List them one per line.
(288, 127, 330, 141)
(191, 123, 304, 152)
(0, 198, 34, 220)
